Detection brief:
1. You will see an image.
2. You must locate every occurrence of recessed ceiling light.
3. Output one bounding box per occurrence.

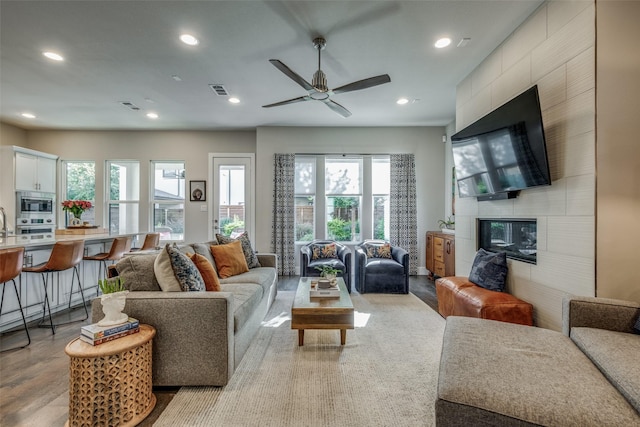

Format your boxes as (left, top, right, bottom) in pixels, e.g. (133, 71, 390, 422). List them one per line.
(21, 112, 36, 119)
(43, 51, 64, 61)
(435, 38, 452, 49)
(179, 34, 199, 46)
(228, 97, 240, 104)
(146, 112, 159, 119)
(396, 98, 409, 105)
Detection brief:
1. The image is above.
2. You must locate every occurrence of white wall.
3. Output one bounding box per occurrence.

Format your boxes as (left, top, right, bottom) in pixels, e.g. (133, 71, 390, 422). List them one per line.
(4, 125, 446, 266)
(255, 126, 446, 272)
(24, 129, 255, 242)
(455, 1, 595, 330)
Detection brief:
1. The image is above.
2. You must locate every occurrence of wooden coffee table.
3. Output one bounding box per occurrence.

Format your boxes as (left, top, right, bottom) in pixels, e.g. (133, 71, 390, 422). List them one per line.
(291, 277, 354, 346)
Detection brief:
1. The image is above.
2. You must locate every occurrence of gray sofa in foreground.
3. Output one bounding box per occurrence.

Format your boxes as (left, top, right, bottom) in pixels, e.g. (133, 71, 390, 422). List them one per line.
(436, 296, 640, 426)
(91, 242, 277, 387)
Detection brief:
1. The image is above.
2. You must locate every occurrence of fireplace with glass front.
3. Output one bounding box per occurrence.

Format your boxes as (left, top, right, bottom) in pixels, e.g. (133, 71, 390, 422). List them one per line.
(477, 218, 537, 264)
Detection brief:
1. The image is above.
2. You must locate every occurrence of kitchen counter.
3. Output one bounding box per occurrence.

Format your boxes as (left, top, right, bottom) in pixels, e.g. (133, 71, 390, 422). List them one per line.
(0, 231, 147, 250)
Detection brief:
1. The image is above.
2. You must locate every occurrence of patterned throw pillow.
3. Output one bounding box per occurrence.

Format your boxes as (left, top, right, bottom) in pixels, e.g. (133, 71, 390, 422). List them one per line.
(310, 243, 338, 260)
(154, 244, 205, 292)
(468, 249, 508, 292)
(362, 242, 392, 259)
(216, 232, 261, 269)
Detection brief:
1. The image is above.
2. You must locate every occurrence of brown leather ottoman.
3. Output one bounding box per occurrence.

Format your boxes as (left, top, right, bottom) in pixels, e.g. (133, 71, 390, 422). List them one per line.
(436, 276, 533, 326)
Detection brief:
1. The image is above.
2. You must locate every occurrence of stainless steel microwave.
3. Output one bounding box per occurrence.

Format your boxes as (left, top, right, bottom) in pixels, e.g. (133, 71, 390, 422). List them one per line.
(17, 191, 55, 215)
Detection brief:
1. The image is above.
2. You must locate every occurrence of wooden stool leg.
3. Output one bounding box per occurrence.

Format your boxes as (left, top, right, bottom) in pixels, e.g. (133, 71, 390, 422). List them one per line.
(298, 330, 304, 346)
(340, 329, 346, 345)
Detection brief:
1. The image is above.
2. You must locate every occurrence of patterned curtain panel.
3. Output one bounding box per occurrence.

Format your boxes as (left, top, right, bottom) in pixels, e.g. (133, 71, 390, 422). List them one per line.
(271, 153, 296, 275)
(390, 154, 418, 275)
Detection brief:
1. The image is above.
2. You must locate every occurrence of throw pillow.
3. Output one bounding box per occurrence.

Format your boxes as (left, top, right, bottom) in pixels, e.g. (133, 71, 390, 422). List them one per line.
(310, 242, 338, 260)
(634, 315, 640, 335)
(468, 249, 508, 292)
(210, 240, 249, 279)
(188, 253, 221, 292)
(362, 242, 392, 259)
(216, 232, 261, 269)
(154, 244, 205, 292)
(115, 254, 161, 291)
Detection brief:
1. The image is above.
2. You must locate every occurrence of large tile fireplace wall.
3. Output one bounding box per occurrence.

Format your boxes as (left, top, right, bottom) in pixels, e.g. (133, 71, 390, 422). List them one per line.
(451, 1, 596, 331)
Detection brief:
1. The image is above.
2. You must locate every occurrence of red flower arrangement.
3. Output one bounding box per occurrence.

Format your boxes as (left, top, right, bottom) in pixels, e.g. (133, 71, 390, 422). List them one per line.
(62, 200, 92, 218)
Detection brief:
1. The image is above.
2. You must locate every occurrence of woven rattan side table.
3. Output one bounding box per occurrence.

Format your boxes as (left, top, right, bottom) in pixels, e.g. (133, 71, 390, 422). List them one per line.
(64, 324, 156, 427)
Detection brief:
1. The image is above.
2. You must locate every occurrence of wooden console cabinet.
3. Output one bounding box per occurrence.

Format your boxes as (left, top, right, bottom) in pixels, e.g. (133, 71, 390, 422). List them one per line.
(426, 231, 455, 280)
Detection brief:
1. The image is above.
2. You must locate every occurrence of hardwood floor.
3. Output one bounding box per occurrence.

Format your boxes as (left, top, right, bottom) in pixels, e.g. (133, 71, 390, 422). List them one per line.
(0, 276, 439, 427)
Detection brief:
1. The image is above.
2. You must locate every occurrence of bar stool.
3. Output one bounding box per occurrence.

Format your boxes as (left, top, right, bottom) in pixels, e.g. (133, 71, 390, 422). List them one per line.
(22, 240, 87, 334)
(130, 232, 160, 252)
(83, 236, 132, 283)
(0, 247, 30, 351)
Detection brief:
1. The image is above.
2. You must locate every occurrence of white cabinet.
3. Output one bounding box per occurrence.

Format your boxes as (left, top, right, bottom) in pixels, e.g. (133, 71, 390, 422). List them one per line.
(14, 150, 57, 193)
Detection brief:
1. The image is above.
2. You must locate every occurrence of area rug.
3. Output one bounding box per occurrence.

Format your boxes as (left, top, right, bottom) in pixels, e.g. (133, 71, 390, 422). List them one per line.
(154, 291, 445, 427)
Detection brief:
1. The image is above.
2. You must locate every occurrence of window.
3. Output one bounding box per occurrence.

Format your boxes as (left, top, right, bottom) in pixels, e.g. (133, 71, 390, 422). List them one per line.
(63, 161, 96, 225)
(294, 157, 316, 242)
(107, 161, 140, 234)
(151, 162, 185, 241)
(295, 155, 390, 243)
(325, 157, 362, 242)
(372, 157, 390, 240)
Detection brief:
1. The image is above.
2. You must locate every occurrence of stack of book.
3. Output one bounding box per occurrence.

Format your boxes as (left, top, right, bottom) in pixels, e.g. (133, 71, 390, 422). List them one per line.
(80, 318, 140, 346)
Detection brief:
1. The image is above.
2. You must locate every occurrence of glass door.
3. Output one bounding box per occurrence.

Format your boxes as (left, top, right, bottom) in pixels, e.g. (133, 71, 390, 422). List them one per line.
(211, 155, 254, 241)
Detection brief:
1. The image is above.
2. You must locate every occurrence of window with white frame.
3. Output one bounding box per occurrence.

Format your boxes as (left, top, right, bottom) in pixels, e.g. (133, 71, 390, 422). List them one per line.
(62, 161, 96, 226)
(325, 157, 362, 242)
(294, 156, 316, 242)
(151, 161, 185, 241)
(372, 156, 390, 240)
(107, 160, 140, 234)
(295, 155, 390, 243)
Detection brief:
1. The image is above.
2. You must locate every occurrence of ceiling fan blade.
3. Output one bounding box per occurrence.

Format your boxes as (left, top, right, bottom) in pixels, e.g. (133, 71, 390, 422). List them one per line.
(269, 59, 315, 92)
(332, 74, 391, 95)
(323, 99, 352, 118)
(262, 95, 311, 108)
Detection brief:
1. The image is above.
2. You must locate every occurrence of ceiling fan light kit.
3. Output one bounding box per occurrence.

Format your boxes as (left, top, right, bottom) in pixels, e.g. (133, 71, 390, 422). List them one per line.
(263, 36, 391, 118)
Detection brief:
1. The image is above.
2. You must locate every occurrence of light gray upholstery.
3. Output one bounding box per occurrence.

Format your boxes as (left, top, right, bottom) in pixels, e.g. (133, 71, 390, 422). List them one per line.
(571, 327, 640, 414)
(91, 248, 277, 387)
(436, 297, 640, 426)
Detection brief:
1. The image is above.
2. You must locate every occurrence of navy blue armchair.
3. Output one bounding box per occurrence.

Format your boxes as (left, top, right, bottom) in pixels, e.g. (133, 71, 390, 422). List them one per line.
(355, 240, 409, 294)
(300, 240, 352, 293)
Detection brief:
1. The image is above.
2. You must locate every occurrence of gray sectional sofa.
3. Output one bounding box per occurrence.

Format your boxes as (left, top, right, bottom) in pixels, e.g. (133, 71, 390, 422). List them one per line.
(436, 296, 640, 426)
(90, 241, 277, 387)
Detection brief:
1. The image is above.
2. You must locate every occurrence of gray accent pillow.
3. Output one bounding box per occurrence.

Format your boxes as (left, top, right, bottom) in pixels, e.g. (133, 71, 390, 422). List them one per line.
(468, 249, 508, 292)
(115, 254, 161, 291)
(216, 232, 261, 268)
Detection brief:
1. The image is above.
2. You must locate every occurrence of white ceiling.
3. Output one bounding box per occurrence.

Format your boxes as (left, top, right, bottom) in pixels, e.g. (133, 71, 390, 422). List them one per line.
(0, 1, 543, 131)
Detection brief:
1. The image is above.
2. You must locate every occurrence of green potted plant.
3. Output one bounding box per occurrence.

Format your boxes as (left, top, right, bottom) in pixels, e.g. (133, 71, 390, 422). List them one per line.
(314, 265, 340, 281)
(438, 216, 455, 230)
(97, 277, 129, 327)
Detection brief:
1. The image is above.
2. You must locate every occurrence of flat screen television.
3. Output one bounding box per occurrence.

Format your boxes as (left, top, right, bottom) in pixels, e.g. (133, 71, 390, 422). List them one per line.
(451, 85, 551, 201)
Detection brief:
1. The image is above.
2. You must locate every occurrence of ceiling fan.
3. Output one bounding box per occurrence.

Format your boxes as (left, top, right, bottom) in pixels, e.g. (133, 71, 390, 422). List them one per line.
(262, 37, 391, 118)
